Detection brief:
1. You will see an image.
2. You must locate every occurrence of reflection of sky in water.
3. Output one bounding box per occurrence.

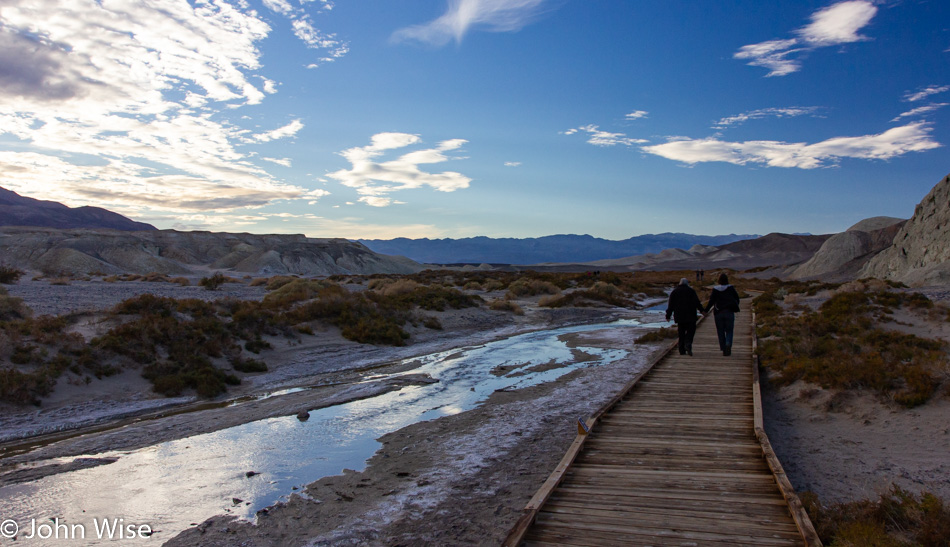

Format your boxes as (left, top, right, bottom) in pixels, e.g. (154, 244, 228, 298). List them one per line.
(0, 319, 650, 546)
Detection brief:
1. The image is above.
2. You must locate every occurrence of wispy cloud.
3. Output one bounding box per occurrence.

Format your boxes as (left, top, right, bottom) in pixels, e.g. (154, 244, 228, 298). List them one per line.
(891, 103, 948, 122)
(392, 0, 549, 46)
(734, 1, 877, 76)
(642, 122, 939, 169)
(625, 110, 649, 120)
(264, 0, 348, 65)
(713, 107, 821, 129)
(504, 161, 522, 167)
(327, 133, 471, 207)
(562, 125, 648, 147)
(904, 85, 950, 102)
(0, 0, 330, 221)
(254, 119, 305, 142)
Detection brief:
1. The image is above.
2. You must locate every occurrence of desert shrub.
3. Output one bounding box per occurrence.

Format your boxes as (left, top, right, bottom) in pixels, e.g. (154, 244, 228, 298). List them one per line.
(506, 278, 561, 298)
(0, 367, 54, 405)
(0, 266, 24, 284)
(635, 327, 678, 344)
(371, 278, 421, 296)
(483, 279, 506, 292)
(803, 486, 950, 547)
(756, 286, 947, 408)
(539, 288, 629, 308)
(244, 338, 272, 354)
(263, 279, 334, 308)
(422, 316, 443, 329)
(49, 277, 70, 286)
(489, 299, 524, 315)
(0, 294, 31, 321)
(231, 356, 268, 373)
(375, 285, 480, 312)
(263, 275, 298, 291)
(463, 281, 483, 291)
(169, 277, 190, 286)
(199, 272, 227, 291)
(249, 277, 268, 287)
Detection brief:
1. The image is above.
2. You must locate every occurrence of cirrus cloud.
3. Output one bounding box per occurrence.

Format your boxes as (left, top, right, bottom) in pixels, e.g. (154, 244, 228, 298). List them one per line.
(327, 133, 472, 207)
(562, 124, 648, 147)
(392, 0, 550, 46)
(642, 122, 939, 169)
(734, 1, 877, 77)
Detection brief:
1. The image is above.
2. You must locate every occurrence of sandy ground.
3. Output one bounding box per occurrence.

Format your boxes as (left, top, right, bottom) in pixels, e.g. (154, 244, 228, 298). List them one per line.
(761, 285, 950, 505)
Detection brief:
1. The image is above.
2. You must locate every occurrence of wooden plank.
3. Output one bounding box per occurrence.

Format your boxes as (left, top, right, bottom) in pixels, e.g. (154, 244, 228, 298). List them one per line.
(507, 302, 819, 547)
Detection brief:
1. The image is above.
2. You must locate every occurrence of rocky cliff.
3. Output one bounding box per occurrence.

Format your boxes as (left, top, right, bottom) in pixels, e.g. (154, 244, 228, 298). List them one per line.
(0, 227, 423, 277)
(861, 174, 950, 286)
(0, 186, 156, 231)
(788, 217, 905, 281)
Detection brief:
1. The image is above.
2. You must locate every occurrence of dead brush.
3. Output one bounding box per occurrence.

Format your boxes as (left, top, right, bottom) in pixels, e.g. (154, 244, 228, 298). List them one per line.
(802, 486, 950, 547)
(489, 299, 524, 315)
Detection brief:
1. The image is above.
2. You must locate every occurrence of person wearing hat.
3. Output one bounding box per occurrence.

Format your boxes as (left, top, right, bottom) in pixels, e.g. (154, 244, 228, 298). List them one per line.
(665, 278, 704, 356)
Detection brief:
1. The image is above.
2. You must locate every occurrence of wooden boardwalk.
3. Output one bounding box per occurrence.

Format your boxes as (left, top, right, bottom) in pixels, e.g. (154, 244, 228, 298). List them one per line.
(505, 303, 821, 546)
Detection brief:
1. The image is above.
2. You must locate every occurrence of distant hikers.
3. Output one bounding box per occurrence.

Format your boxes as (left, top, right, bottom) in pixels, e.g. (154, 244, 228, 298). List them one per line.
(705, 273, 741, 356)
(666, 278, 704, 356)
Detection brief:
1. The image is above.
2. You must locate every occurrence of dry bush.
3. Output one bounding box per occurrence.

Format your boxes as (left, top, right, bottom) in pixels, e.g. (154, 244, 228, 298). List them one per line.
(803, 486, 950, 547)
(635, 327, 678, 344)
(170, 277, 190, 286)
(249, 277, 269, 287)
(0, 265, 24, 284)
(506, 278, 561, 298)
(375, 278, 421, 297)
(49, 277, 70, 286)
(463, 281, 483, 291)
(265, 275, 298, 291)
(103, 275, 119, 283)
(482, 279, 506, 292)
(489, 298, 524, 315)
(0, 294, 31, 321)
(263, 279, 334, 307)
(142, 272, 170, 282)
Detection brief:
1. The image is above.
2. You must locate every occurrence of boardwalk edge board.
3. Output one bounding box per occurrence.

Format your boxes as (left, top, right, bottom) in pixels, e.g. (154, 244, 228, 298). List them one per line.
(504, 304, 823, 547)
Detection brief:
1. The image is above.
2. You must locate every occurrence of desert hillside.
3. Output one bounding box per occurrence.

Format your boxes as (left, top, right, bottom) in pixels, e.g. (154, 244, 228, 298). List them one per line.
(0, 226, 424, 277)
(0, 186, 155, 231)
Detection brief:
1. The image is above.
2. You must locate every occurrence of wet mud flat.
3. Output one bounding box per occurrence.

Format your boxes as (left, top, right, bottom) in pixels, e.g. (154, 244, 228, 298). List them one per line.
(0, 308, 670, 546)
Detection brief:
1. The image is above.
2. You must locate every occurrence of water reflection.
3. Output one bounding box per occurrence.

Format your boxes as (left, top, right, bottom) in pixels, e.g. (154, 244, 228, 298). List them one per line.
(0, 318, 653, 545)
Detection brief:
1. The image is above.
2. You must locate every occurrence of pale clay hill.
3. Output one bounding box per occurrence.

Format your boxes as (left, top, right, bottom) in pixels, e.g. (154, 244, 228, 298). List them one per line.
(0, 226, 424, 277)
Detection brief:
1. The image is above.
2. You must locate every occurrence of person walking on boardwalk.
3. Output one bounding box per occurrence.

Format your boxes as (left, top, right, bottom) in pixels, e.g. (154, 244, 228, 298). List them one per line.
(666, 278, 704, 356)
(705, 272, 741, 356)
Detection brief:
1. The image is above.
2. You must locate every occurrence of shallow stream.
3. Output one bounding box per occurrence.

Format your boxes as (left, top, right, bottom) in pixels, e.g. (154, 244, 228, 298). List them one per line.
(0, 315, 666, 545)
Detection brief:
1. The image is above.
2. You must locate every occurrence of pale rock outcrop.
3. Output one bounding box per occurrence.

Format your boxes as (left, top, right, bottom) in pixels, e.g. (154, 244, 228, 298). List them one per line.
(861, 174, 950, 286)
(789, 217, 905, 281)
(0, 227, 424, 277)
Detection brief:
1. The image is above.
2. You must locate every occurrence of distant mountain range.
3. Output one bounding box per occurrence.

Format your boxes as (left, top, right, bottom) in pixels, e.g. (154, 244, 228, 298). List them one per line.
(360, 233, 761, 265)
(0, 186, 156, 231)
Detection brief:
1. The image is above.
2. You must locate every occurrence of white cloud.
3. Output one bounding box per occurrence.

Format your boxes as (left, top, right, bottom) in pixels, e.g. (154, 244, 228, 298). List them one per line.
(392, 0, 549, 46)
(327, 133, 472, 207)
(734, 1, 877, 76)
(797, 1, 877, 46)
(0, 0, 332, 219)
(263, 0, 348, 65)
(642, 122, 940, 169)
(625, 110, 649, 120)
(891, 103, 948, 122)
(254, 119, 305, 142)
(904, 85, 950, 102)
(563, 124, 648, 147)
(713, 107, 821, 129)
(504, 161, 522, 167)
(261, 157, 293, 167)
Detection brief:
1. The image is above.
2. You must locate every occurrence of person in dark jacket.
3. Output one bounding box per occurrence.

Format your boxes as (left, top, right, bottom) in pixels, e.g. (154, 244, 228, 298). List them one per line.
(666, 278, 704, 356)
(705, 273, 741, 356)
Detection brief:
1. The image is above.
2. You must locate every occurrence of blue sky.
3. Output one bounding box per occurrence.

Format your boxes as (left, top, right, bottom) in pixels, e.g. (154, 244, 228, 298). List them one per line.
(1, 0, 948, 239)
